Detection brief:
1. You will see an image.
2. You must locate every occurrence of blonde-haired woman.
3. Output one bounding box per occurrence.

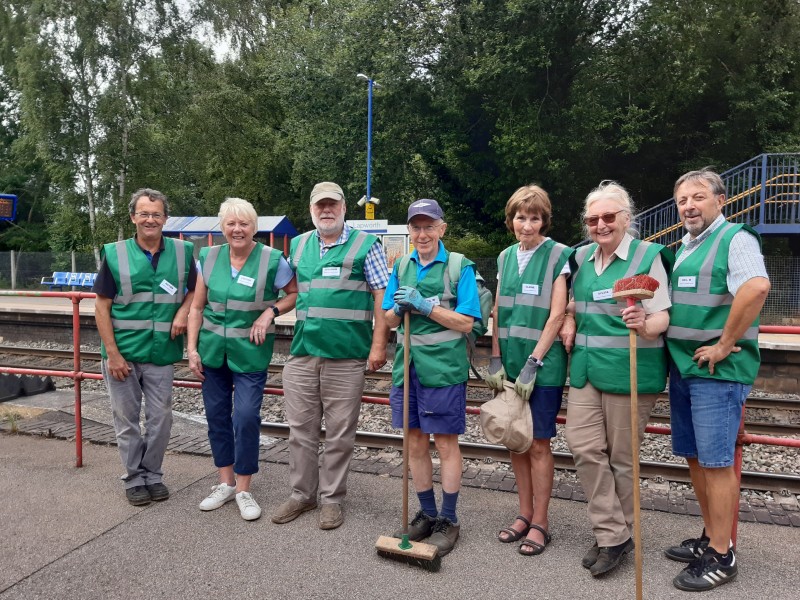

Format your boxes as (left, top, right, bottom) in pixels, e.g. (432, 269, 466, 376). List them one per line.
(559, 182, 673, 576)
(188, 198, 297, 520)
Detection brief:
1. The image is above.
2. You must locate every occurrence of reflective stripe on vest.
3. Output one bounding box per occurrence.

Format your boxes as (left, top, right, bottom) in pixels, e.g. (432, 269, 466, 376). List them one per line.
(667, 222, 761, 383)
(198, 243, 281, 372)
(569, 239, 669, 394)
(290, 229, 376, 359)
(495, 241, 571, 385)
(101, 236, 191, 365)
(392, 252, 471, 387)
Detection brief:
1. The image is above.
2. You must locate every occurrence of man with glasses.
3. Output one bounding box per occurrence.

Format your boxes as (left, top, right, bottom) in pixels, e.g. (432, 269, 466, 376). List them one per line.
(93, 188, 196, 506)
(665, 169, 770, 592)
(271, 182, 390, 530)
(381, 198, 481, 556)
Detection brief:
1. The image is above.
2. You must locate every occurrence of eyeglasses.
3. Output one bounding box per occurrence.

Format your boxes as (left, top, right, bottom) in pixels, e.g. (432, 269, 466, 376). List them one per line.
(408, 223, 442, 234)
(584, 210, 625, 227)
(134, 212, 165, 220)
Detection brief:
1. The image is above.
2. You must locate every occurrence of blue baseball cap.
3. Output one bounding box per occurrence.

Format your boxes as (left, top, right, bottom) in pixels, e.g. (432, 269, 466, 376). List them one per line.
(407, 198, 444, 222)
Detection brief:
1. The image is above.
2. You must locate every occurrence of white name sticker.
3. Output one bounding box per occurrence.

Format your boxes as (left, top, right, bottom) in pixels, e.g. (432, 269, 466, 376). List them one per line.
(322, 266, 341, 277)
(159, 279, 177, 295)
(521, 283, 540, 295)
(678, 276, 697, 288)
(237, 274, 255, 287)
(426, 296, 441, 306)
(592, 288, 613, 301)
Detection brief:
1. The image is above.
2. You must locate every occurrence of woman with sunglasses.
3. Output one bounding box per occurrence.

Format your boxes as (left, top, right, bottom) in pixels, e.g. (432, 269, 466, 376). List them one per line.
(558, 181, 673, 577)
(485, 184, 572, 556)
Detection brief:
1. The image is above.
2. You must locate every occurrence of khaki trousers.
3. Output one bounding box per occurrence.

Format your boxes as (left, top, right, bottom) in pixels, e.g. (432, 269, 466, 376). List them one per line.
(283, 355, 366, 505)
(565, 381, 657, 547)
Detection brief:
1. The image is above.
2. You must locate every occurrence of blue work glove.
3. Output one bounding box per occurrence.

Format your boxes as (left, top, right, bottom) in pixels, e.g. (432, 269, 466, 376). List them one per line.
(394, 286, 434, 317)
(392, 303, 410, 318)
(514, 356, 541, 402)
(485, 356, 506, 392)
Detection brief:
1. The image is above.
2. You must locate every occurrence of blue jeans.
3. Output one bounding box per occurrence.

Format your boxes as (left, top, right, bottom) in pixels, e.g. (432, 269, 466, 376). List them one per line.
(669, 362, 750, 468)
(202, 359, 267, 475)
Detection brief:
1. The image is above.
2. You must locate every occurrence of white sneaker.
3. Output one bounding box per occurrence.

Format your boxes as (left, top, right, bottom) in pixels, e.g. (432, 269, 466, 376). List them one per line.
(198, 483, 237, 511)
(236, 491, 262, 521)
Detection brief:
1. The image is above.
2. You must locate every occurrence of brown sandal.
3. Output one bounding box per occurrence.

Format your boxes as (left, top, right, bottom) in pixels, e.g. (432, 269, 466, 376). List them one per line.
(518, 524, 552, 556)
(498, 515, 531, 543)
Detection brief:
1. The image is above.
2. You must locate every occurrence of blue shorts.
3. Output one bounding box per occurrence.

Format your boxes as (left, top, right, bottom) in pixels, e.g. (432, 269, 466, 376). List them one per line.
(390, 363, 466, 435)
(669, 362, 750, 468)
(528, 385, 564, 439)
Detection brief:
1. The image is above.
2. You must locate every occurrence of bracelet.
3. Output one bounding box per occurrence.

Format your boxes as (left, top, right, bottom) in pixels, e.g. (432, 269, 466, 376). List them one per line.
(270, 305, 280, 318)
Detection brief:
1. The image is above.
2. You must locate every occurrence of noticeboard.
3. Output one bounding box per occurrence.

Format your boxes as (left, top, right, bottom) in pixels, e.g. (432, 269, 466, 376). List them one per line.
(0, 194, 18, 221)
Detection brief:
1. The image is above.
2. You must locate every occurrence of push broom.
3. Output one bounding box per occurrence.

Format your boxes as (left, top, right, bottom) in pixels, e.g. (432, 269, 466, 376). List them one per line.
(612, 273, 660, 600)
(376, 312, 442, 571)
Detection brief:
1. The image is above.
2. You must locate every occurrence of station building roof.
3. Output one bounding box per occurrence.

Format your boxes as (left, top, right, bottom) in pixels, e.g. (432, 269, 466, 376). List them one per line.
(163, 215, 298, 237)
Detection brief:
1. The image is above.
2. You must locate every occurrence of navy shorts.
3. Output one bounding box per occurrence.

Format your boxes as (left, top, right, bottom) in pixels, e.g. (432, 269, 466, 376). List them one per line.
(528, 385, 564, 439)
(389, 363, 466, 434)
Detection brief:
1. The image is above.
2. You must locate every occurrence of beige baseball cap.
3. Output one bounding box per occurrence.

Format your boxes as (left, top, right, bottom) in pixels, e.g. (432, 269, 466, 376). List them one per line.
(310, 182, 345, 204)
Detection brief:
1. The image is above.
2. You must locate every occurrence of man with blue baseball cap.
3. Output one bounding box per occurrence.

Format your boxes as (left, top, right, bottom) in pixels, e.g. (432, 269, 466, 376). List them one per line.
(382, 198, 482, 556)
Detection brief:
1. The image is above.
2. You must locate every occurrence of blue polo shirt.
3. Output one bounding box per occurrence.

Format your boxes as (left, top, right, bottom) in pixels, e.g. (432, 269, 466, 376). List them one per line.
(382, 241, 482, 319)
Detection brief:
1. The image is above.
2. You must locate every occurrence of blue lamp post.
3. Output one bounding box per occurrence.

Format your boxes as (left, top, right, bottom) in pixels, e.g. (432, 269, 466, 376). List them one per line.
(357, 74, 380, 218)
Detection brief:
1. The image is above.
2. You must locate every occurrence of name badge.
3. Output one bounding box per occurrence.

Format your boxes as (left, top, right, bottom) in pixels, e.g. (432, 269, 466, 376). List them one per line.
(237, 275, 255, 287)
(426, 296, 441, 306)
(521, 283, 540, 295)
(678, 276, 697, 288)
(322, 266, 341, 277)
(592, 288, 613, 301)
(159, 279, 177, 295)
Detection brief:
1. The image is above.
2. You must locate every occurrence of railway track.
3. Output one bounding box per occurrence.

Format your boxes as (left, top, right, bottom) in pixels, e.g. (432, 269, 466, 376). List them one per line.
(259, 422, 800, 495)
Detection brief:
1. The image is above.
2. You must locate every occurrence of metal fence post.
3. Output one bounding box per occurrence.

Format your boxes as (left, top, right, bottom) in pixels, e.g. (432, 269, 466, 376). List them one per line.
(10, 250, 16, 290)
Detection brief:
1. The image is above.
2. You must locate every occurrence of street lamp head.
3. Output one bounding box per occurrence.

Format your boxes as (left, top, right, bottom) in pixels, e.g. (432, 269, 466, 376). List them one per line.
(356, 73, 369, 81)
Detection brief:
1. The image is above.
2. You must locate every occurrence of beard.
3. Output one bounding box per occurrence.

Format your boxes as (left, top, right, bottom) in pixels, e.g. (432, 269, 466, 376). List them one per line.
(312, 212, 345, 238)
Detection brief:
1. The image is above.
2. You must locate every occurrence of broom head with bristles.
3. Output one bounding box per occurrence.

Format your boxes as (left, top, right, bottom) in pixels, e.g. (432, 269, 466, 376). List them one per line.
(612, 274, 660, 302)
(376, 535, 442, 572)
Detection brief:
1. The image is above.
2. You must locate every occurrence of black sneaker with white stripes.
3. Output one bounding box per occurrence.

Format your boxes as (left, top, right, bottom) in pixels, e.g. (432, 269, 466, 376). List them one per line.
(664, 531, 709, 563)
(673, 547, 738, 592)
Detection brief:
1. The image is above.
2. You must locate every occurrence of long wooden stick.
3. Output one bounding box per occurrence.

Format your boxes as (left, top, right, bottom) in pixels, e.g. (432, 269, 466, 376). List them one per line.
(402, 312, 411, 536)
(629, 319, 643, 600)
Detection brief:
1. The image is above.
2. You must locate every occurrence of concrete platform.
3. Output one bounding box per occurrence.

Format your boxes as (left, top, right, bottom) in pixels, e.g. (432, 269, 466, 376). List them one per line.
(1, 421, 799, 598)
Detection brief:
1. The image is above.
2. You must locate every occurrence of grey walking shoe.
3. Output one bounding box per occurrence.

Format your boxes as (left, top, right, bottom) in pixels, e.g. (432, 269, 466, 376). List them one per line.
(393, 510, 436, 541)
(427, 517, 460, 557)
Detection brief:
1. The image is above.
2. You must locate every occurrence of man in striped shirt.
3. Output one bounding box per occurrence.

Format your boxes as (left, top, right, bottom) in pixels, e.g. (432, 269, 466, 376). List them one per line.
(665, 168, 770, 592)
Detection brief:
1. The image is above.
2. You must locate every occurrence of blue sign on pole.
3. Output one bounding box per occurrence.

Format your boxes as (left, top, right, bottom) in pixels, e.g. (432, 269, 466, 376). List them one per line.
(0, 194, 18, 221)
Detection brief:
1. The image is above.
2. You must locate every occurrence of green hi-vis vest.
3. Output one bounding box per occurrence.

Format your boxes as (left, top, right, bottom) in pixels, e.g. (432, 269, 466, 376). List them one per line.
(667, 222, 761, 384)
(392, 251, 474, 388)
(569, 239, 674, 394)
(496, 240, 573, 386)
(290, 229, 377, 359)
(101, 236, 193, 366)
(198, 243, 282, 373)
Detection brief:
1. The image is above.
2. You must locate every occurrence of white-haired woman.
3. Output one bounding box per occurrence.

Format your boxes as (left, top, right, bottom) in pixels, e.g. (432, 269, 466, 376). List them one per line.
(188, 198, 297, 520)
(559, 182, 673, 576)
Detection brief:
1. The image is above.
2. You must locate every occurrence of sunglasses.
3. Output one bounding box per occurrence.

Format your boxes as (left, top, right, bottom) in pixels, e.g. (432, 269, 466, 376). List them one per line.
(584, 209, 625, 227)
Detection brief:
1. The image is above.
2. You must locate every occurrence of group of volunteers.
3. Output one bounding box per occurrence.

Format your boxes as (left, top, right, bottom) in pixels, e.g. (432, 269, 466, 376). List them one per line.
(94, 167, 769, 593)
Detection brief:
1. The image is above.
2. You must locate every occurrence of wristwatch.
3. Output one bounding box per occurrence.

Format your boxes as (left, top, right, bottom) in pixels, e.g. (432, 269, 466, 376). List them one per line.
(270, 305, 280, 318)
(528, 356, 544, 368)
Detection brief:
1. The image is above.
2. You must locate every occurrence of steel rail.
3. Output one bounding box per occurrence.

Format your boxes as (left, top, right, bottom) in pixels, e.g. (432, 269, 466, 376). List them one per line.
(258, 422, 800, 495)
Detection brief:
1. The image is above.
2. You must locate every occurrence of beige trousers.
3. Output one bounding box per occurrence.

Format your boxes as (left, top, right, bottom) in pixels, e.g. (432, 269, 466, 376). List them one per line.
(565, 381, 657, 547)
(283, 355, 366, 505)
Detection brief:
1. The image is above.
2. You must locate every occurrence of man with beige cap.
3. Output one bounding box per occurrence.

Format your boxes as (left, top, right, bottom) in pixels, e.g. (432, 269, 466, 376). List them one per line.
(272, 182, 390, 529)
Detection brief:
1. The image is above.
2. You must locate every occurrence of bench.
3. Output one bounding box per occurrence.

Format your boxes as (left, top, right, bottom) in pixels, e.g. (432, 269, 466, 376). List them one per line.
(41, 271, 97, 290)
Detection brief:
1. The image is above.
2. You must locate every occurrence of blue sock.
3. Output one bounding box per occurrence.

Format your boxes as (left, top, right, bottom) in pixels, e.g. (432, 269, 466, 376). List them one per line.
(440, 490, 459, 523)
(417, 488, 437, 518)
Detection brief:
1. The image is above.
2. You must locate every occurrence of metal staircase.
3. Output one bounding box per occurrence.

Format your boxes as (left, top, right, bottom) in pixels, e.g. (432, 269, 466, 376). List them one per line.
(635, 153, 800, 248)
